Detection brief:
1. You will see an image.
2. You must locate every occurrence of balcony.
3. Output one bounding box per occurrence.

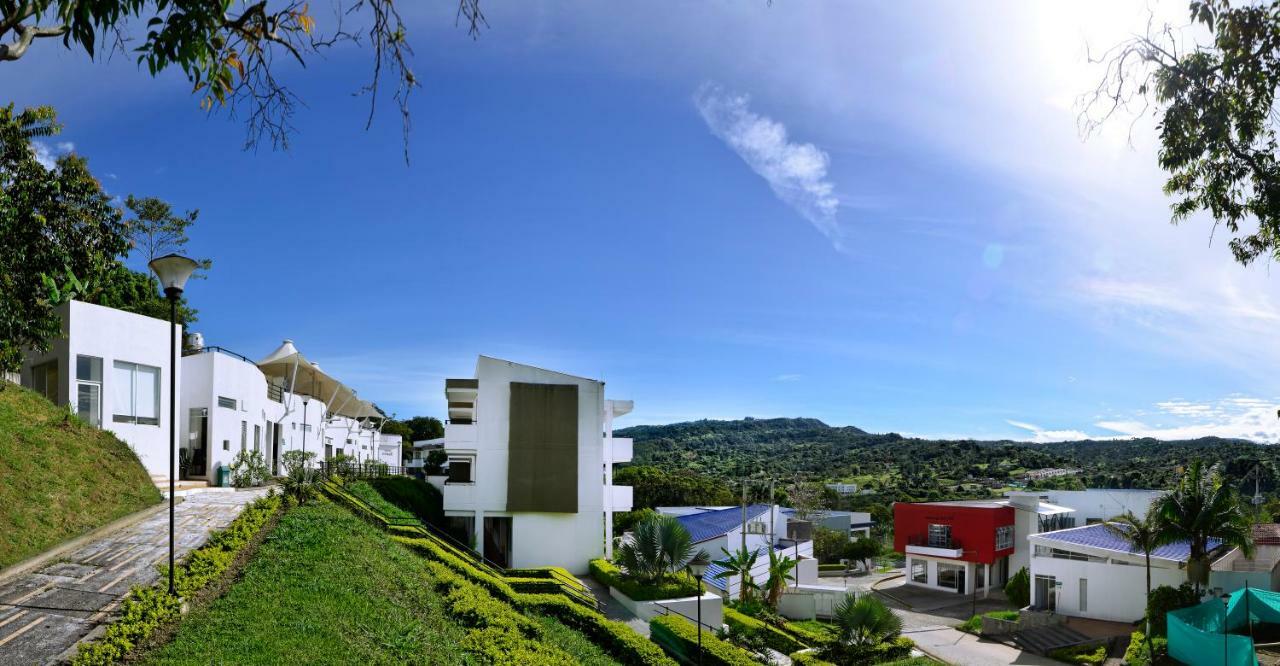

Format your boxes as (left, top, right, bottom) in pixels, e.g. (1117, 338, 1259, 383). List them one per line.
(607, 484, 633, 512)
(608, 437, 632, 464)
(444, 422, 477, 444)
(905, 535, 964, 559)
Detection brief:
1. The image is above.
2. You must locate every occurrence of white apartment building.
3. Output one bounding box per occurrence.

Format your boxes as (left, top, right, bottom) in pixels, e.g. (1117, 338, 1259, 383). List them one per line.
(19, 300, 180, 480)
(432, 356, 633, 574)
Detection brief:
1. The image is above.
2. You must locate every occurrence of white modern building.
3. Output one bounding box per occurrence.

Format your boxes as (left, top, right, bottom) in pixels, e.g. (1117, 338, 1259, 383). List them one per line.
(18, 300, 181, 480)
(431, 356, 633, 574)
(1007, 488, 1164, 526)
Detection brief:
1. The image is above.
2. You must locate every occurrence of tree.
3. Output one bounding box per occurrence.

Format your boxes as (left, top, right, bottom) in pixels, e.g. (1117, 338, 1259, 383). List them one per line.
(403, 416, 445, 442)
(1153, 459, 1254, 591)
(0, 105, 129, 372)
(123, 195, 210, 272)
(1083, 0, 1280, 265)
(92, 263, 199, 328)
(614, 465, 736, 509)
(615, 514, 701, 585)
(813, 526, 849, 564)
(830, 594, 903, 649)
(845, 536, 882, 572)
(0, 1, 488, 157)
(1105, 511, 1172, 658)
(713, 545, 761, 604)
(786, 478, 829, 521)
(762, 550, 797, 609)
(1005, 566, 1030, 609)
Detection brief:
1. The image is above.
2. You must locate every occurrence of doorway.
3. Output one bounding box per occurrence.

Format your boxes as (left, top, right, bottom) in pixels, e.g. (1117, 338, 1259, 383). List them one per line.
(186, 409, 208, 479)
(271, 423, 281, 475)
(483, 516, 513, 568)
(1034, 575, 1057, 611)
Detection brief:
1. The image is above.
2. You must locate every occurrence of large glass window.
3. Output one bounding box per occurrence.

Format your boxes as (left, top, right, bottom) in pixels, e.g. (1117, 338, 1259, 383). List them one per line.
(112, 361, 160, 425)
(447, 456, 474, 483)
(1079, 578, 1087, 612)
(995, 525, 1014, 550)
(937, 563, 963, 590)
(444, 513, 476, 546)
(910, 560, 927, 584)
(76, 355, 102, 427)
(254, 424, 261, 452)
(928, 523, 952, 548)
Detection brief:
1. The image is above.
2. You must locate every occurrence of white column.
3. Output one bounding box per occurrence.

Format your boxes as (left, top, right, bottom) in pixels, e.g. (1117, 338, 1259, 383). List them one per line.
(604, 403, 615, 559)
(475, 510, 485, 557)
(985, 563, 991, 598)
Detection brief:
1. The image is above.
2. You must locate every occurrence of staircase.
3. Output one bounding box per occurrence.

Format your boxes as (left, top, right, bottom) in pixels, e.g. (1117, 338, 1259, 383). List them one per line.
(1012, 624, 1095, 655)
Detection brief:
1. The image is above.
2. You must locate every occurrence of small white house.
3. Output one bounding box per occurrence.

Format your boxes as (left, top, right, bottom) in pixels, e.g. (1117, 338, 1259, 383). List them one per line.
(19, 300, 180, 480)
(432, 356, 633, 574)
(664, 504, 818, 601)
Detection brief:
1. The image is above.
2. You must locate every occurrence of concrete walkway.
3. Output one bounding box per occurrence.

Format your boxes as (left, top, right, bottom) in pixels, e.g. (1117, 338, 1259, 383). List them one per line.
(577, 575, 651, 637)
(906, 627, 1063, 666)
(0, 489, 268, 665)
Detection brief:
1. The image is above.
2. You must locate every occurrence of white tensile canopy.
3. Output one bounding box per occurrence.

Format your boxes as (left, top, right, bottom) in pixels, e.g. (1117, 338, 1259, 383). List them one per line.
(257, 339, 366, 420)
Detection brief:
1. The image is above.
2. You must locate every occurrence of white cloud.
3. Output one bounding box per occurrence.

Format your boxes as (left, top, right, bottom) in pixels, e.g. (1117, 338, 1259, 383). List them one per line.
(773, 373, 803, 382)
(1005, 419, 1091, 443)
(693, 82, 844, 249)
(1095, 395, 1280, 442)
(29, 140, 75, 170)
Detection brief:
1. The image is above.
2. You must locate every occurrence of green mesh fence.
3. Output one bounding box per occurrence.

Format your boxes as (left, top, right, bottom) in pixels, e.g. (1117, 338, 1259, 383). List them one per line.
(1167, 587, 1280, 666)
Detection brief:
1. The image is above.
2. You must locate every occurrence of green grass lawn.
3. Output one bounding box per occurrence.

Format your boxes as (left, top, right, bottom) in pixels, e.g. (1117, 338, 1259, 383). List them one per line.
(0, 384, 161, 568)
(532, 614, 619, 665)
(140, 501, 476, 665)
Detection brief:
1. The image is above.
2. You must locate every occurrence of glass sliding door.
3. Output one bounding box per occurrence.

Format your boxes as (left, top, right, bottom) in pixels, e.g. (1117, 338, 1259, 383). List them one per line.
(483, 516, 513, 568)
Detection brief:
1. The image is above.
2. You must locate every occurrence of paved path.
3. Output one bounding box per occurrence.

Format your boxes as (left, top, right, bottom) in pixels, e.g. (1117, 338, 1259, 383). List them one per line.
(906, 626, 1063, 666)
(0, 489, 268, 665)
(577, 575, 651, 637)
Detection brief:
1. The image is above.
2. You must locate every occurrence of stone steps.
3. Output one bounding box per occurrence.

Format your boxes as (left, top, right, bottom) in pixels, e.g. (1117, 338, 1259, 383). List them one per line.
(1012, 624, 1094, 655)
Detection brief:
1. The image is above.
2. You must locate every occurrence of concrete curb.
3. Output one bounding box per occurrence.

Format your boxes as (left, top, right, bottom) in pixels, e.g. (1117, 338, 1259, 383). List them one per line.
(0, 498, 182, 587)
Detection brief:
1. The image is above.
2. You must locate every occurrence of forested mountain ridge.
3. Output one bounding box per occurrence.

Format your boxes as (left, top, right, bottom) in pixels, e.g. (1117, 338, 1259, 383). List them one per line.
(616, 417, 1274, 499)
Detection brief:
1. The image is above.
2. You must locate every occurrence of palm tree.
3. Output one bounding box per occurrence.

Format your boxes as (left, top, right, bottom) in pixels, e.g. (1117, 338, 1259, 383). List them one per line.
(713, 546, 760, 603)
(831, 594, 903, 648)
(763, 550, 798, 609)
(616, 514, 701, 584)
(1105, 511, 1171, 659)
(1153, 460, 1254, 592)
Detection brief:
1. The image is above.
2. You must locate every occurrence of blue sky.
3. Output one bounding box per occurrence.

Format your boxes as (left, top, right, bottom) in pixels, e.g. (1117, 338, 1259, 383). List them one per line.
(7, 1, 1280, 441)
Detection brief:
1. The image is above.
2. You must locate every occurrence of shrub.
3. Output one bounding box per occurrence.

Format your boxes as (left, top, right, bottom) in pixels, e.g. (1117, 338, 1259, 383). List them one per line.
(367, 476, 444, 526)
(72, 493, 281, 665)
(723, 606, 807, 654)
(1145, 583, 1199, 636)
(650, 614, 758, 666)
(1123, 630, 1168, 666)
(280, 449, 314, 474)
(615, 513, 701, 585)
(819, 636, 914, 666)
(782, 620, 837, 647)
(1005, 566, 1031, 608)
(590, 558, 699, 601)
(424, 449, 447, 475)
(958, 610, 1019, 635)
(229, 449, 270, 488)
(1049, 643, 1107, 665)
(790, 650, 837, 666)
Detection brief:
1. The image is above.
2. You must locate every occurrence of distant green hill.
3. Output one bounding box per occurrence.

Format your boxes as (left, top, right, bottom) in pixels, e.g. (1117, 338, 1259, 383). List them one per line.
(0, 383, 162, 568)
(618, 417, 1272, 498)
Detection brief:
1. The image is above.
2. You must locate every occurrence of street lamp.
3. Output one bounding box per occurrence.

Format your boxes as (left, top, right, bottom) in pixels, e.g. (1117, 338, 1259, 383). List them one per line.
(1222, 592, 1231, 666)
(688, 551, 711, 666)
(148, 253, 198, 598)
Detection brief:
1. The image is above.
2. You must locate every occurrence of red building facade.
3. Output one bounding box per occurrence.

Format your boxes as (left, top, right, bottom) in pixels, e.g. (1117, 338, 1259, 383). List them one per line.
(893, 500, 1017, 594)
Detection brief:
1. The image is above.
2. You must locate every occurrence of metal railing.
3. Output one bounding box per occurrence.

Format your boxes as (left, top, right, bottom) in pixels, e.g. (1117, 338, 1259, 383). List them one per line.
(267, 383, 284, 403)
(907, 535, 962, 550)
(183, 345, 256, 364)
(317, 461, 413, 479)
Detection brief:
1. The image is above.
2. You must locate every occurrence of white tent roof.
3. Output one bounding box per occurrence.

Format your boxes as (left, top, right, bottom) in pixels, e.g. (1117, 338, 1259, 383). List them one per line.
(257, 339, 367, 419)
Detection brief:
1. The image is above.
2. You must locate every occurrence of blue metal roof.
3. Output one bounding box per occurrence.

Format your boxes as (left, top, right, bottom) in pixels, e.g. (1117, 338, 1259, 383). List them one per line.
(703, 544, 772, 591)
(1036, 523, 1220, 562)
(676, 504, 772, 543)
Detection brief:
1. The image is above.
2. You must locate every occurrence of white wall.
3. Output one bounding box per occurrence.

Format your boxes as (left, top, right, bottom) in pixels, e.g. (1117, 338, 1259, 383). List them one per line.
(1039, 489, 1164, 524)
(23, 301, 180, 480)
(1029, 552, 1186, 622)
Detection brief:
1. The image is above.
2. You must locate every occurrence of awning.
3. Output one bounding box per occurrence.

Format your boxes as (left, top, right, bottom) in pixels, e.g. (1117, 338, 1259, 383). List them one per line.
(257, 339, 364, 419)
(1018, 501, 1073, 516)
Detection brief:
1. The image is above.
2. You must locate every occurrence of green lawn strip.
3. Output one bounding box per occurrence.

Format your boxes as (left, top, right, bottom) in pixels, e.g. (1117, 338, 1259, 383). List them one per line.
(344, 479, 422, 525)
(533, 614, 621, 666)
(140, 501, 474, 665)
(0, 385, 161, 568)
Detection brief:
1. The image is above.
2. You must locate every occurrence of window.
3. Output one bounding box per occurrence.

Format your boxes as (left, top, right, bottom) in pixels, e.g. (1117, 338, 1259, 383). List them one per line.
(112, 361, 160, 425)
(217, 396, 237, 409)
(223, 439, 230, 451)
(927, 523, 952, 548)
(31, 360, 59, 402)
(447, 456, 474, 483)
(911, 561, 927, 584)
(444, 514, 476, 546)
(254, 425, 261, 452)
(240, 421, 247, 452)
(76, 355, 102, 427)
(1079, 578, 1087, 612)
(937, 563, 963, 590)
(995, 525, 1014, 550)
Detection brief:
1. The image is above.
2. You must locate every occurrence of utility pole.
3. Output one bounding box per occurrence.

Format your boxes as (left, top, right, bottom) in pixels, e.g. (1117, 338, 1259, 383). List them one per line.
(740, 479, 748, 602)
(769, 477, 776, 546)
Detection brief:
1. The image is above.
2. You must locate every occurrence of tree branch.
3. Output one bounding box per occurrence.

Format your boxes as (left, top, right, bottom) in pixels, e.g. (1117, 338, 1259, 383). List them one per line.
(0, 23, 66, 61)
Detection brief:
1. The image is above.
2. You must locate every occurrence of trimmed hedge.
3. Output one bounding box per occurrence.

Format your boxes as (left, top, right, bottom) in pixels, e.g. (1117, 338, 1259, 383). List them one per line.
(590, 558, 699, 601)
(72, 492, 282, 665)
(818, 636, 915, 665)
(650, 614, 758, 666)
(789, 650, 836, 666)
(782, 621, 836, 647)
(1048, 643, 1107, 665)
(723, 607, 807, 654)
(1122, 630, 1167, 666)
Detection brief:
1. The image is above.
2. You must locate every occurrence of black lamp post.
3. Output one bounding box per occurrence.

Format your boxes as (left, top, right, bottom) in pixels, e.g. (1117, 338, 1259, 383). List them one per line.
(688, 552, 710, 666)
(148, 253, 198, 598)
(1222, 592, 1231, 666)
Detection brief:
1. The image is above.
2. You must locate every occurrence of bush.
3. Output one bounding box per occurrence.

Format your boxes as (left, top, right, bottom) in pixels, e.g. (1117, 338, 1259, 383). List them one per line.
(1005, 566, 1030, 608)
(1123, 630, 1168, 666)
(1049, 643, 1107, 665)
(790, 650, 837, 666)
(650, 614, 758, 666)
(783, 620, 837, 647)
(723, 606, 807, 654)
(367, 476, 444, 526)
(590, 558, 699, 601)
(72, 493, 281, 665)
(229, 449, 271, 488)
(958, 609, 1019, 635)
(1145, 583, 1198, 636)
(819, 635, 914, 666)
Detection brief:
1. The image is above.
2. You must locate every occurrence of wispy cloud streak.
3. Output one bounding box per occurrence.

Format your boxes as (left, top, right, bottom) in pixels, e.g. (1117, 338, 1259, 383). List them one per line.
(693, 82, 844, 249)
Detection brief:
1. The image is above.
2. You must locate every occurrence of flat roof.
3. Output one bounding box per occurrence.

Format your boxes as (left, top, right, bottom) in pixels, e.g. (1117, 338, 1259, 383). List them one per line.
(1032, 523, 1219, 563)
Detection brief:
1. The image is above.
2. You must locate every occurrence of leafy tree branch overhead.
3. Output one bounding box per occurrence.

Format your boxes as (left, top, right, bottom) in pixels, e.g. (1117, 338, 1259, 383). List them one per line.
(1083, 0, 1280, 265)
(0, 0, 488, 159)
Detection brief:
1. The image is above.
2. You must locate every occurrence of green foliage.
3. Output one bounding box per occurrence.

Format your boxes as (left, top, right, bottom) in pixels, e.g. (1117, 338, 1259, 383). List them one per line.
(425, 449, 448, 475)
(73, 493, 280, 665)
(228, 450, 269, 488)
(0, 384, 160, 567)
(589, 559, 699, 601)
(1048, 643, 1107, 665)
(1123, 630, 1168, 666)
(122, 195, 209, 271)
(614, 464, 736, 508)
(1145, 583, 1200, 636)
(958, 610, 1020, 635)
(782, 620, 837, 647)
(763, 549, 798, 609)
(650, 615, 758, 666)
(829, 594, 903, 650)
(280, 449, 314, 474)
(0, 104, 130, 372)
(789, 650, 836, 666)
(367, 476, 444, 527)
(813, 527, 847, 564)
(1005, 567, 1031, 609)
(713, 546, 761, 604)
(615, 513, 702, 586)
(346, 480, 421, 525)
(722, 607, 807, 654)
(845, 536, 882, 571)
(820, 635, 915, 666)
(1153, 460, 1255, 588)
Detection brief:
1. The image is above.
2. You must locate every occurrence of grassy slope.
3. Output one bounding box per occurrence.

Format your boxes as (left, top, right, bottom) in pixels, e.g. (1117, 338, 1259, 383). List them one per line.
(0, 384, 161, 568)
(144, 489, 622, 664)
